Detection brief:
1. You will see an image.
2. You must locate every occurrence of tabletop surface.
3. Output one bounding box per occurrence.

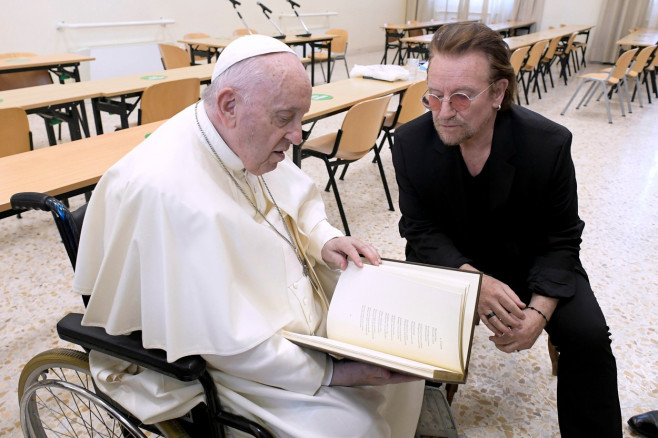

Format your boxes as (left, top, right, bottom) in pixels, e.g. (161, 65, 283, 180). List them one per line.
(487, 20, 535, 32)
(0, 64, 215, 110)
(382, 19, 464, 31)
(504, 24, 593, 50)
(402, 21, 539, 44)
(304, 76, 421, 122)
(0, 53, 95, 72)
(1, 76, 422, 214)
(0, 122, 164, 213)
(179, 34, 334, 49)
(616, 28, 658, 47)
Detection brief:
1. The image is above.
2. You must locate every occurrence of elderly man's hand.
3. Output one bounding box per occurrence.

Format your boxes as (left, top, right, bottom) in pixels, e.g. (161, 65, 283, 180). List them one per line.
(321, 237, 381, 271)
(329, 360, 420, 386)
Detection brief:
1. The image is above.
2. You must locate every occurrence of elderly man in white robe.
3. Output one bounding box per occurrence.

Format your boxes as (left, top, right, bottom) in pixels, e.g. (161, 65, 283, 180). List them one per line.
(73, 35, 425, 437)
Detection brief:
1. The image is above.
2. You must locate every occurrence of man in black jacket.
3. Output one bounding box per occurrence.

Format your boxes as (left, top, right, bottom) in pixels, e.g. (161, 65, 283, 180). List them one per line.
(392, 22, 621, 437)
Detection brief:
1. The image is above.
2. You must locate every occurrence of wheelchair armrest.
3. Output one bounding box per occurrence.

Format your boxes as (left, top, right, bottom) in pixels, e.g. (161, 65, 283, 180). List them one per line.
(57, 313, 206, 382)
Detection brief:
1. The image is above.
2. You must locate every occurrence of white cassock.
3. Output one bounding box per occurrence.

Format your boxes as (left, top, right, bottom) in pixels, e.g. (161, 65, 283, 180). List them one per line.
(73, 104, 424, 437)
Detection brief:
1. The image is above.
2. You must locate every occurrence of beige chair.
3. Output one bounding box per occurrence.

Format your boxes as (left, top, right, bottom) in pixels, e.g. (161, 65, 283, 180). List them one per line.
(404, 22, 429, 61)
(138, 78, 201, 125)
(518, 40, 548, 105)
(643, 48, 658, 102)
(0, 107, 32, 157)
(509, 46, 530, 105)
(378, 80, 427, 152)
(157, 43, 191, 70)
(183, 32, 214, 64)
(556, 32, 579, 85)
(599, 45, 657, 108)
(621, 45, 656, 108)
(572, 30, 590, 68)
(561, 48, 638, 123)
(301, 95, 393, 235)
(538, 36, 562, 89)
(380, 24, 405, 65)
(233, 28, 258, 36)
(314, 29, 350, 81)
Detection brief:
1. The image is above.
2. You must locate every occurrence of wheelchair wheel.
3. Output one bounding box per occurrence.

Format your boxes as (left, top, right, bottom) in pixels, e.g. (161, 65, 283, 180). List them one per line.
(18, 348, 189, 438)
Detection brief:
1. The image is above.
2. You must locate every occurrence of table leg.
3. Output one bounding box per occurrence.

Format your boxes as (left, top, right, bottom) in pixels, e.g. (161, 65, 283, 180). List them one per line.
(91, 98, 104, 135)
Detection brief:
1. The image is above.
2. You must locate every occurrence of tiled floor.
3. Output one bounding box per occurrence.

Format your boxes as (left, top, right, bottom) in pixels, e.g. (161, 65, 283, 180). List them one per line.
(1, 49, 656, 437)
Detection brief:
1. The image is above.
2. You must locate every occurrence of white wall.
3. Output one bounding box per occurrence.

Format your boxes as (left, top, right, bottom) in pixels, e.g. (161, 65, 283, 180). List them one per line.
(0, 0, 405, 79)
(0, 0, 603, 78)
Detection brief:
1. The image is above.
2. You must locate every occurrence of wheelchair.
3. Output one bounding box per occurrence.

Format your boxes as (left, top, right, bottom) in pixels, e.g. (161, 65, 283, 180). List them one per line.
(12, 192, 274, 438)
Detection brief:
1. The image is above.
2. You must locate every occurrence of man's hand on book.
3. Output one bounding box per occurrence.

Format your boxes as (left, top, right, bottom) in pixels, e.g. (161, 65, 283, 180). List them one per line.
(329, 360, 421, 386)
(321, 237, 381, 271)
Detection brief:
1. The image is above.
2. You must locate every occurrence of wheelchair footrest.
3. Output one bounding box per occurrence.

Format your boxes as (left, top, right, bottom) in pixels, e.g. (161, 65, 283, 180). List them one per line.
(57, 313, 206, 382)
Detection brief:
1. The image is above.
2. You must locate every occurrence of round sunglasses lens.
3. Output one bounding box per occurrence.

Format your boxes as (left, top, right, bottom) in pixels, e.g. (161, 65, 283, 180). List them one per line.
(422, 94, 441, 111)
(450, 93, 470, 111)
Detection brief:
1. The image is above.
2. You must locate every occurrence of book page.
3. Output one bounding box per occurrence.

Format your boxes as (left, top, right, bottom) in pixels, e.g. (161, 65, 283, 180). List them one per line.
(326, 262, 468, 372)
(283, 330, 465, 379)
(374, 260, 480, 372)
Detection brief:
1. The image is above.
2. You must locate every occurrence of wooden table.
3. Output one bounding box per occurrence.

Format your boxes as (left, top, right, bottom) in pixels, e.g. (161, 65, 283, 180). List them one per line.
(487, 20, 535, 37)
(90, 64, 214, 133)
(178, 34, 334, 85)
(295, 76, 422, 165)
(0, 122, 164, 218)
(1, 77, 422, 217)
(503, 24, 593, 51)
(399, 21, 536, 57)
(0, 64, 213, 137)
(0, 53, 95, 82)
(382, 19, 457, 33)
(383, 19, 479, 64)
(616, 28, 658, 47)
(0, 80, 101, 142)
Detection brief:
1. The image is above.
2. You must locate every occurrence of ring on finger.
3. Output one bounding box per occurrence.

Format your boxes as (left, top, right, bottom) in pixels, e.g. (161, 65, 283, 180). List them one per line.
(485, 311, 496, 320)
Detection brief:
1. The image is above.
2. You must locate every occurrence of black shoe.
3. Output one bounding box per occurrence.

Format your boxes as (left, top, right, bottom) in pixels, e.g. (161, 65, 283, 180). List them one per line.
(628, 411, 658, 438)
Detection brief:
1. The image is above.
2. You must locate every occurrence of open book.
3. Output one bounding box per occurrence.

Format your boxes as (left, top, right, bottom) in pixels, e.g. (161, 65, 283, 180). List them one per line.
(283, 259, 482, 383)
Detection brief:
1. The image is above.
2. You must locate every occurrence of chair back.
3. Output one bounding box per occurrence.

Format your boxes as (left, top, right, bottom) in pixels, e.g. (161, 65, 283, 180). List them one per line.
(0, 108, 31, 157)
(628, 45, 657, 76)
(140, 78, 200, 124)
(383, 24, 403, 43)
(326, 29, 348, 55)
(396, 81, 428, 125)
(407, 21, 423, 38)
(522, 40, 548, 70)
(158, 43, 191, 70)
(562, 33, 578, 55)
(510, 46, 530, 75)
(337, 95, 392, 158)
(542, 36, 562, 61)
(609, 48, 638, 82)
(183, 32, 211, 62)
(233, 28, 258, 36)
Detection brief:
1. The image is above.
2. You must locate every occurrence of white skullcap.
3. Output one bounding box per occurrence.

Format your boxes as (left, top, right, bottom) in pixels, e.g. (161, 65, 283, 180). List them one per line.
(211, 34, 296, 81)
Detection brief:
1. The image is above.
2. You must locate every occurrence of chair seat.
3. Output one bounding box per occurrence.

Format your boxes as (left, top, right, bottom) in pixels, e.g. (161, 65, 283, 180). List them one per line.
(577, 72, 618, 84)
(303, 133, 370, 161)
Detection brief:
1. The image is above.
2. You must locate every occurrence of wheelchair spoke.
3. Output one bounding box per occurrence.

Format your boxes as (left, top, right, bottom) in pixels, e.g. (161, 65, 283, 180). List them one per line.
(33, 384, 128, 437)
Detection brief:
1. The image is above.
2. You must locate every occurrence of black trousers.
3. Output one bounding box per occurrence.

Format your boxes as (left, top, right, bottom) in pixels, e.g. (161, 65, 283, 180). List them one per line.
(544, 271, 622, 437)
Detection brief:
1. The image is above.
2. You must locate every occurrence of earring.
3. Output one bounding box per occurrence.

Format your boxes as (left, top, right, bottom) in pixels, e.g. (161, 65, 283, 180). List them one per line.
(496, 104, 501, 111)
